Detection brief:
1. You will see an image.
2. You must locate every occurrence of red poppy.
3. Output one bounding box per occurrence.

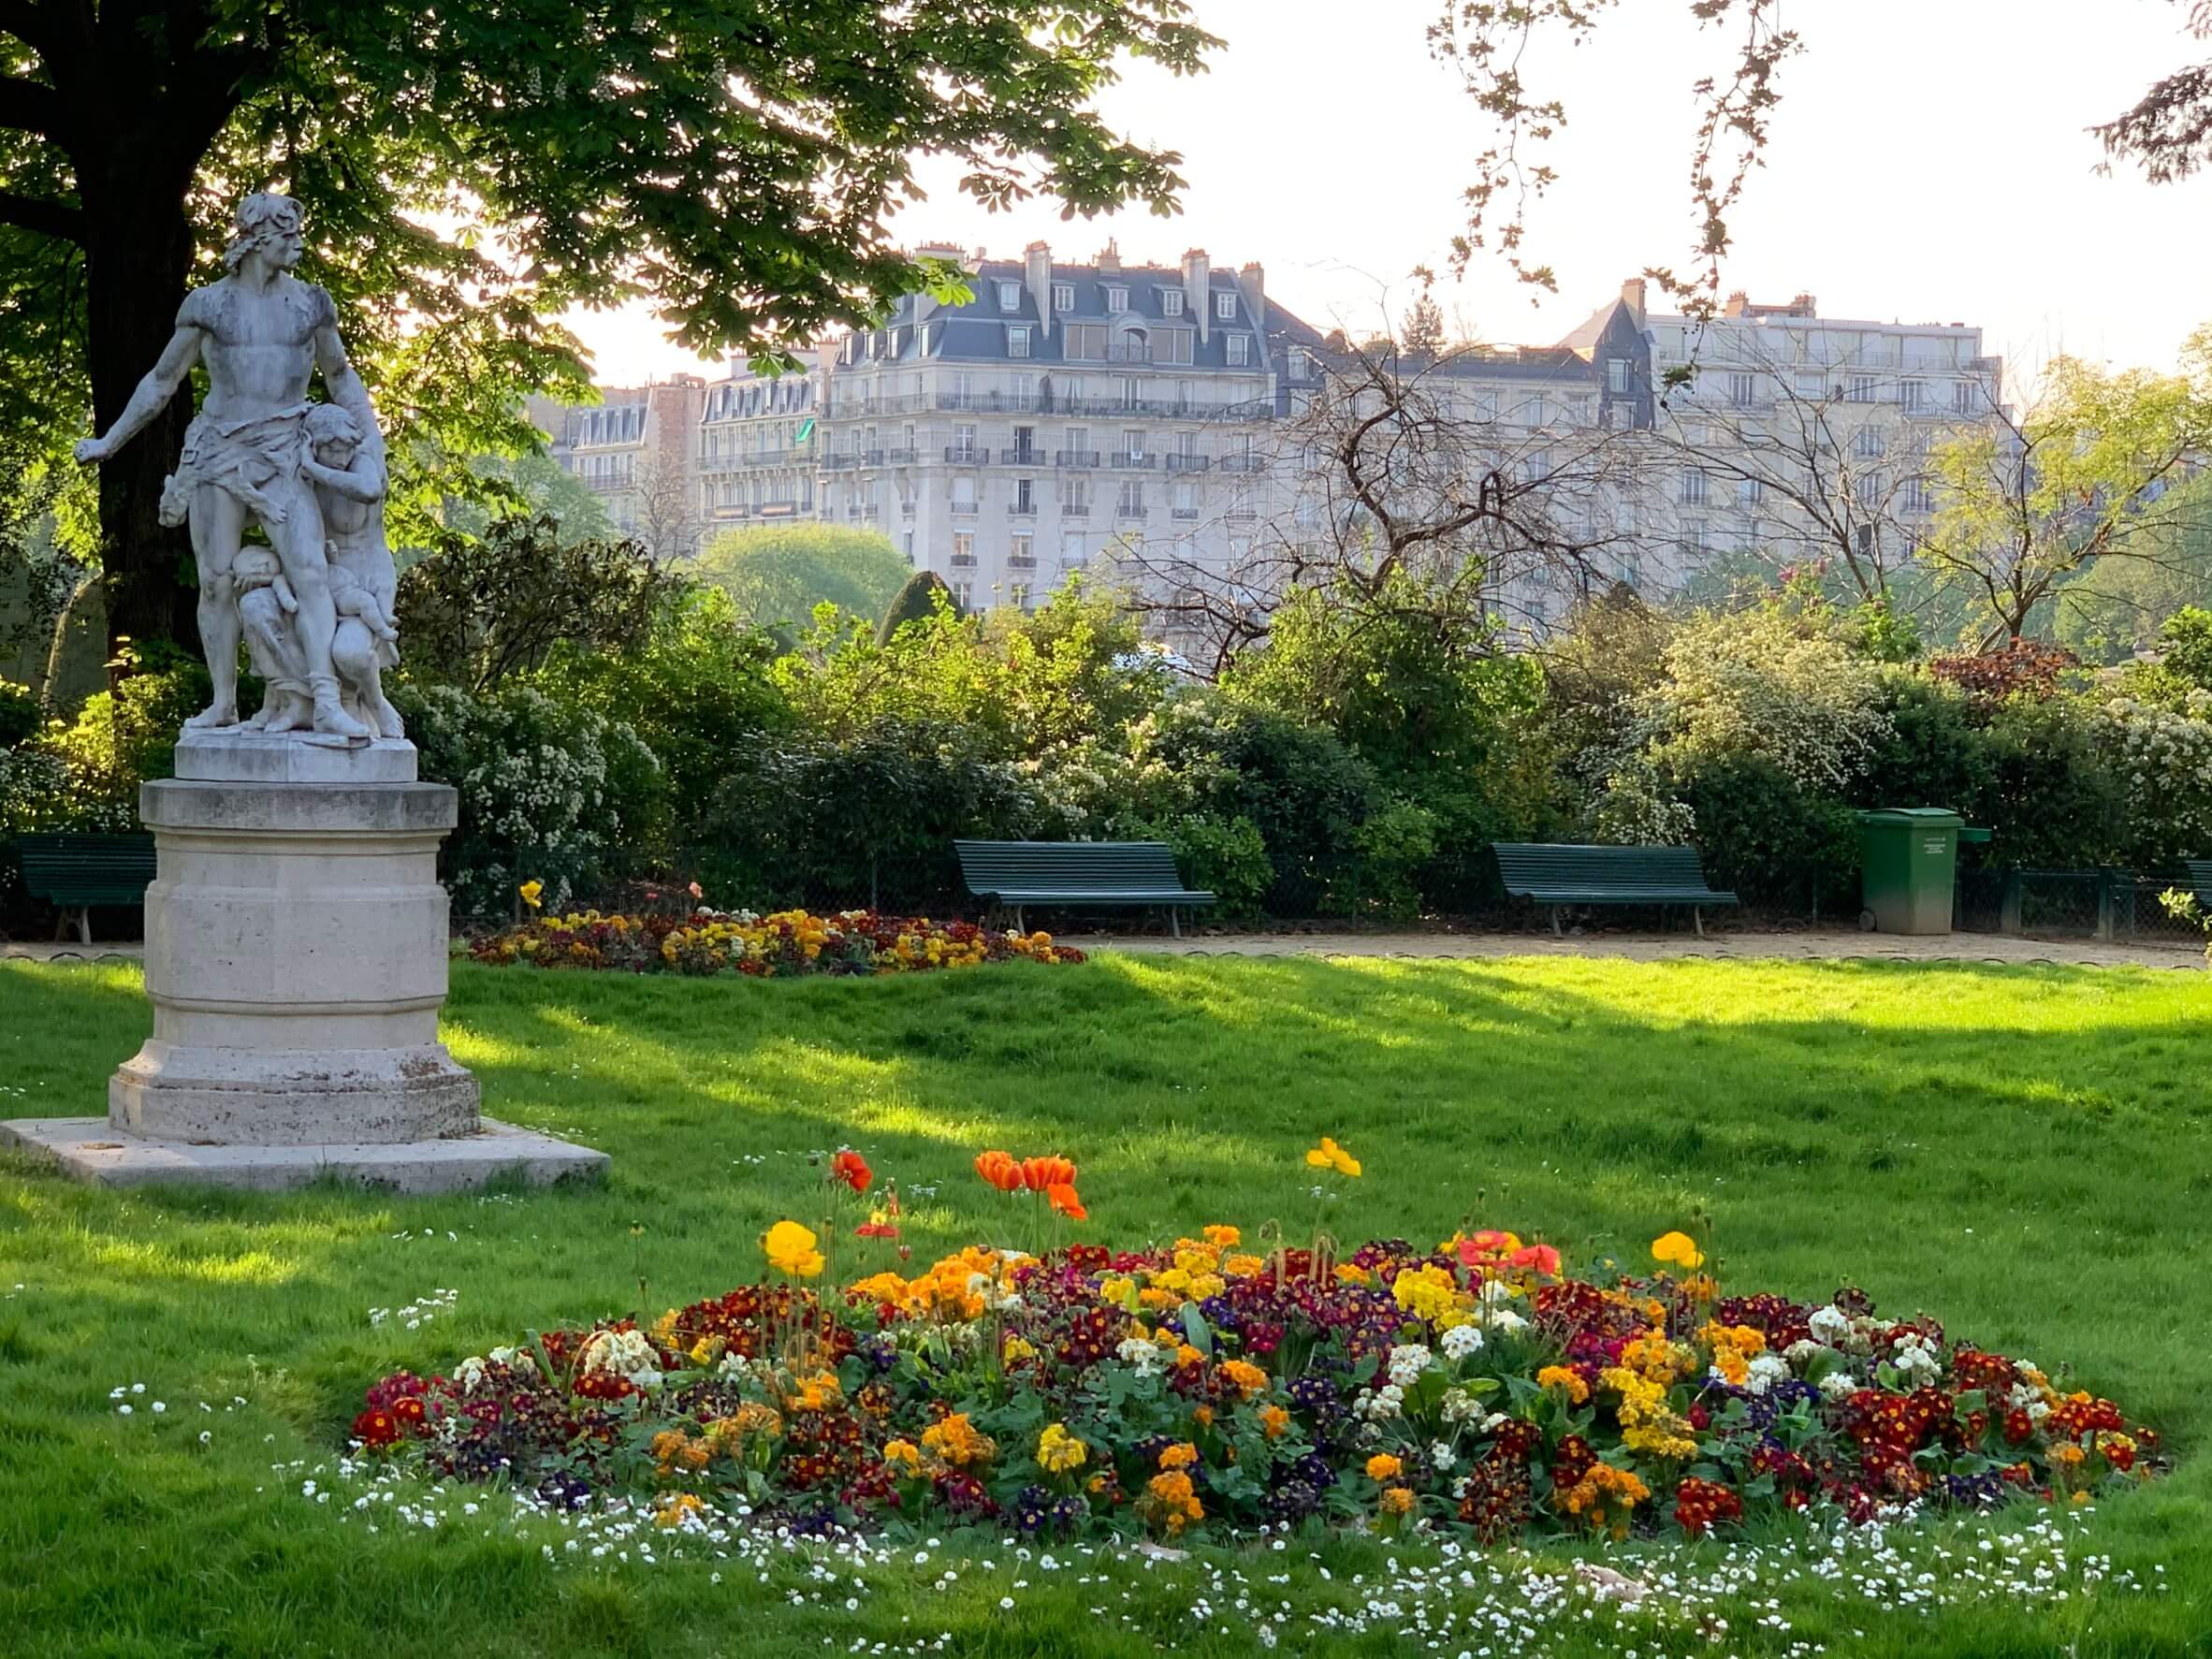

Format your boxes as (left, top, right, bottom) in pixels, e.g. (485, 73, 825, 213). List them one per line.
(1022, 1155, 1077, 1192)
(1045, 1182, 1087, 1222)
(831, 1149, 873, 1195)
(1509, 1243, 1562, 1276)
(975, 1150, 1025, 1192)
(856, 1219, 900, 1240)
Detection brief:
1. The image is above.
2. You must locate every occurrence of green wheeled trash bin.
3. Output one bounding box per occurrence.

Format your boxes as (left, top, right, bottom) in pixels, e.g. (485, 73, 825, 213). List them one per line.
(1857, 808, 1969, 935)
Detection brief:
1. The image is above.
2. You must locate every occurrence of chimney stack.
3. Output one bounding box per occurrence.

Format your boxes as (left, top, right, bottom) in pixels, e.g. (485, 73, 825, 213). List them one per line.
(1237, 260, 1265, 335)
(1723, 290, 1751, 318)
(1181, 247, 1211, 343)
(1025, 240, 1054, 337)
(1096, 237, 1120, 274)
(1620, 277, 1647, 320)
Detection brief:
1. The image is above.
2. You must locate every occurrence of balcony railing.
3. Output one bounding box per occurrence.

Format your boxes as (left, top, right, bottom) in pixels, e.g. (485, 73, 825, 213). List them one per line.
(1007, 502, 1038, 518)
(949, 552, 977, 568)
(1114, 504, 1148, 519)
(1054, 449, 1101, 468)
(943, 445, 987, 464)
(1000, 447, 1044, 467)
(883, 446, 919, 464)
(1108, 452, 1154, 470)
(1060, 502, 1090, 517)
(950, 501, 978, 517)
(1008, 554, 1038, 570)
(1171, 507, 1200, 520)
(1224, 508, 1255, 522)
(1217, 454, 1265, 473)
(937, 391, 1048, 415)
(1163, 453, 1210, 473)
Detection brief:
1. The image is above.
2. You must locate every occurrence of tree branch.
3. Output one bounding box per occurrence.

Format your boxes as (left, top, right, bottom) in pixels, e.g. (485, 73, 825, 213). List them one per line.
(0, 72, 67, 139)
(0, 187, 82, 242)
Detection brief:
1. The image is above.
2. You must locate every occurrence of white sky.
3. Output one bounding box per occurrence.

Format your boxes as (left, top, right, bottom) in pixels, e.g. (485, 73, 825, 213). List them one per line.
(565, 0, 2212, 389)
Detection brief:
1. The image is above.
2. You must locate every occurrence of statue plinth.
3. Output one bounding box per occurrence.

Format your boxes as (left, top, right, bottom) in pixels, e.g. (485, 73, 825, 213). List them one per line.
(1, 738, 607, 1192)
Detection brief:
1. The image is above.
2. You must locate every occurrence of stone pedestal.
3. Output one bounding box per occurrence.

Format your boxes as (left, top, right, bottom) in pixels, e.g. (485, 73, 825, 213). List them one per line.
(3, 735, 607, 1192)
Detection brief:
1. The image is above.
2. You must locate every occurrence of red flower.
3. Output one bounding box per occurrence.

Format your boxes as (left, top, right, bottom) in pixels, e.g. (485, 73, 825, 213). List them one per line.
(352, 1407, 401, 1449)
(856, 1219, 900, 1240)
(1509, 1244, 1562, 1276)
(832, 1150, 873, 1195)
(1045, 1182, 1087, 1222)
(976, 1151, 1025, 1192)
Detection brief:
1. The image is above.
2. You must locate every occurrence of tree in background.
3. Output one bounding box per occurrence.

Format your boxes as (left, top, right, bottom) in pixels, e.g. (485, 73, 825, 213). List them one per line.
(879, 569, 963, 643)
(0, 0, 1216, 655)
(698, 524, 913, 636)
(439, 453, 612, 552)
(1920, 335, 2212, 650)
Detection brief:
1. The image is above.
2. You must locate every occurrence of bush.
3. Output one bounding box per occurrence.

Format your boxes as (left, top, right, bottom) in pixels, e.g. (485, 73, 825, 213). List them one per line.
(0, 677, 37, 747)
(395, 680, 666, 919)
(1674, 754, 1858, 913)
(36, 648, 211, 826)
(1138, 812, 1272, 920)
(1971, 697, 2127, 869)
(879, 569, 960, 642)
(2103, 692, 2212, 869)
(695, 522, 913, 636)
(1333, 799, 1441, 920)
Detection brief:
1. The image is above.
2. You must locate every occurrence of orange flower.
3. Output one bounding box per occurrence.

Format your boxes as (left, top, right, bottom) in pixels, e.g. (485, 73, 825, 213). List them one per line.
(975, 1150, 1025, 1192)
(1045, 1182, 1087, 1221)
(1510, 1243, 1562, 1276)
(1022, 1155, 1077, 1191)
(831, 1149, 873, 1195)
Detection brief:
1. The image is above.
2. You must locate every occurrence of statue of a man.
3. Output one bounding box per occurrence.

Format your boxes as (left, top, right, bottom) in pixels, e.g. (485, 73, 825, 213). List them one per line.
(75, 192, 383, 738)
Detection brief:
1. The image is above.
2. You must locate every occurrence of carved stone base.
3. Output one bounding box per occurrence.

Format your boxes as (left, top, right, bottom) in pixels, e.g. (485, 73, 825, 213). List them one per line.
(109, 1040, 477, 1145)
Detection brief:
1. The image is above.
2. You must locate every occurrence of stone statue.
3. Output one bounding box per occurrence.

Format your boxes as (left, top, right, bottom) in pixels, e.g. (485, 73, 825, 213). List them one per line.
(74, 192, 387, 740)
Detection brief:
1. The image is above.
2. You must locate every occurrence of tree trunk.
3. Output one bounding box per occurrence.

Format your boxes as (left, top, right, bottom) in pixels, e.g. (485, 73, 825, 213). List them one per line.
(85, 195, 198, 659)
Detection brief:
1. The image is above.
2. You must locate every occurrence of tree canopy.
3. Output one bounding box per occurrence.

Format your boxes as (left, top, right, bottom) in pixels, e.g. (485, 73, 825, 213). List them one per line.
(696, 523, 914, 634)
(0, 0, 1217, 651)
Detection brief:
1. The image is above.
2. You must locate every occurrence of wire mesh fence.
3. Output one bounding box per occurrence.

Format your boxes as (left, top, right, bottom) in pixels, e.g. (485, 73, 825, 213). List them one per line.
(1953, 867, 2209, 948)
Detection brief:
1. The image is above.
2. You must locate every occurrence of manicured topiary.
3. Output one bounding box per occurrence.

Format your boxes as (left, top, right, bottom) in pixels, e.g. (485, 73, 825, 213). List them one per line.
(879, 569, 960, 643)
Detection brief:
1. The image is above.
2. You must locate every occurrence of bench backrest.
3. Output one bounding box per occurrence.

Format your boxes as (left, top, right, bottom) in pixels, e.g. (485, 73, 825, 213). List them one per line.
(12, 832, 158, 902)
(2184, 859, 2212, 892)
(1492, 841, 1717, 893)
(955, 839, 1185, 895)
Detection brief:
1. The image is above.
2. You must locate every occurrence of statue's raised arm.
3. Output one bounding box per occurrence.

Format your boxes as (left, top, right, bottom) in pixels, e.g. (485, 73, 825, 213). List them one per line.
(75, 313, 206, 467)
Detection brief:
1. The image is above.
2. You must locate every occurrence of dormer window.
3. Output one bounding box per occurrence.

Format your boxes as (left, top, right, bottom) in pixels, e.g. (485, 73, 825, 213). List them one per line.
(1053, 283, 1075, 311)
(997, 281, 1021, 312)
(1226, 334, 1249, 367)
(1162, 290, 1185, 316)
(1009, 326, 1031, 359)
(1288, 348, 1309, 379)
(1215, 291, 1236, 320)
(1105, 286, 1128, 313)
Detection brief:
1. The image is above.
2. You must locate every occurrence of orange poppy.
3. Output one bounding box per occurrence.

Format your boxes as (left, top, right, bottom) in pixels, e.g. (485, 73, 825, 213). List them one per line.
(1045, 1182, 1087, 1221)
(831, 1149, 873, 1195)
(1510, 1243, 1562, 1276)
(975, 1150, 1026, 1192)
(1022, 1155, 1077, 1192)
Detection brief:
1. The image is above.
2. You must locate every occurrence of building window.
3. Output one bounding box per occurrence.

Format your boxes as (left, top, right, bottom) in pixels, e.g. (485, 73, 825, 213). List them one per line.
(953, 422, 978, 462)
(1855, 473, 1883, 507)
(1737, 477, 1762, 508)
(1728, 371, 1757, 407)
(1848, 374, 1878, 403)
(1122, 429, 1146, 461)
(1215, 291, 1236, 320)
(997, 281, 1021, 312)
(1116, 480, 1144, 517)
(1225, 334, 1250, 367)
(952, 579, 974, 608)
(1013, 477, 1036, 514)
(1899, 378, 1926, 412)
(1855, 425, 1885, 459)
(1053, 283, 1074, 311)
(1679, 470, 1708, 506)
(1162, 289, 1185, 316)
(1011, 532, 1035, 569)
(1009, 327, 1030, 358)
(1607, 358, 1630, 394)
(1061, 476, 1090, 513)
(1104, 286, 1128, 313)
(1952, 380, 1977, 414)
(1288, 348, 1309, 379)
(951, 531, 976, 567)
(1153, 328, 1194, 365)
(1066, 323, 1109, 360)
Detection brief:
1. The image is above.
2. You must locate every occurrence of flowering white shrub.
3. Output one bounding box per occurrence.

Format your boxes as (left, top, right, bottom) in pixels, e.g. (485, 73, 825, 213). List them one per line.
(2103, 691, 2212, 867)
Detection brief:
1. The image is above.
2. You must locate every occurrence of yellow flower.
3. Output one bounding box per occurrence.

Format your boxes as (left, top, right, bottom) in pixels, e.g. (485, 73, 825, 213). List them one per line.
(1202, 1225, 1242, 1248)
(1157, 1441, 1200, 1471)
(1651, 1230, 1705, 1270)
(1038, 1422, 1089, 1474)
(882, 1438, 923, 1474)
(1536, 1364, 1591, 1404)
(763, 1219, 824, 1278)
(652, 1491, 705, 1528)
(1379, 1484, 1417, 1517)
(1304, 1136, 1361, 1177)
(1365, 1452, 1403, 1481)
(1259, 1404, 1290, 1439)
(1223, 1253, 1266, 1279)
(1217, 1359, 1268, 1400)
(518, 880, 544, 909)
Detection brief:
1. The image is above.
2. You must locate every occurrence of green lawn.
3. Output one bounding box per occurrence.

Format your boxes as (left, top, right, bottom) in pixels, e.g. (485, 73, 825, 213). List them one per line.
(2, 952, 2206, 1658)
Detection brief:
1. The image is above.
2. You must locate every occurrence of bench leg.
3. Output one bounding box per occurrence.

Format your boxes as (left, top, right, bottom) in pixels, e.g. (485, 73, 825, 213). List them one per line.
(79, 909, 93, 947)
(1693, 907, 1705, 939)
(1549, 906, 1562, 939)
(1170, 906, 1181, 939)
(1012, 905, 1024, 935)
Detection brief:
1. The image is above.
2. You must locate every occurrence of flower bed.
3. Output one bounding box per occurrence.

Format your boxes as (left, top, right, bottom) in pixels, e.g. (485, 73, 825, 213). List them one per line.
(468, 907, 1083, 976)
(349, 1142, 2160, 1547)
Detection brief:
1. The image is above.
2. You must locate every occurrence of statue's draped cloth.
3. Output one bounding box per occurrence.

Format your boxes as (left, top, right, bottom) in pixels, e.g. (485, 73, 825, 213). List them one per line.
(158, 402, 312, 529)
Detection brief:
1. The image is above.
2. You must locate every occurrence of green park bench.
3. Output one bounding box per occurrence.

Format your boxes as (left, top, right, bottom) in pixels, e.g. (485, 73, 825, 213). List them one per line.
(2186, 859, 2212, 897)
(1492, 841, 1739, 938)
(954, 839, 1215, 938)
(11, 832, 157, 945)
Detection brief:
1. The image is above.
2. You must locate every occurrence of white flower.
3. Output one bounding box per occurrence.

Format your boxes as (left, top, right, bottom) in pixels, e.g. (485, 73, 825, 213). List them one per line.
(453, 1357, 488, 1394)
(1783, 1339, 1822, 1367)
(576, 1328, 662, 1390)
(1744, 1354, 1792, 1396)
(1116, 1338, 1165, 1376)
(1439, 1324, 1485, 1362)
(1809, 1304, 1853, 1346)
(1485, 1308, 1529, 1335)
(1439, 1388, 1478, 1424)
(1430, 1441, 1457, 1470)
(488, 1346, 519, 1367)
(1477, 1277, 1517, 1306)
(1386, 1344, 1435, 1388)
(1818, 1372, 1857, 1401)
(1354, 1384, 1405, 1421)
